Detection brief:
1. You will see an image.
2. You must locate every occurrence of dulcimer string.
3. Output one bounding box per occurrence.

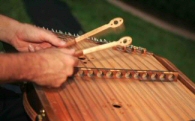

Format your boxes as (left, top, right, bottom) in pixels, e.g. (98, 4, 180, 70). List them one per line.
(96, 40, 148, 119)
(77, 36, 155, 120)
(76, 40, 117, 120)
(58, 18, 183, 119)
(106, 41, 161, 117)
(77, 38, 125, 120)
(60, 36, 116, 120)
(86, 38, 159, 119)
(98, 38, 185, 119)
(123, 49, 190, 118)
(90, 45, 138, 119)
(107, 48, 173, 119)
(65, 29, 151, 120)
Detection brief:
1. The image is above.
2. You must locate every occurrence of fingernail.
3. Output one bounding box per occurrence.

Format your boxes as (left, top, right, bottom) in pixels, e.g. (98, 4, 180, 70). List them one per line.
(28, 44, 35, 52)
(35, 46, 42, 51)
(70, 48, 76, 52)
(60, 41, 66, 45)
(66, 48, 75, 55)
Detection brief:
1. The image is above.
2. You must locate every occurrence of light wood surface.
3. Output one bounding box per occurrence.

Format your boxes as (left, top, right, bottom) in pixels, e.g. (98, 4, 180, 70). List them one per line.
(75, 17, 124, 42)
(64, 17, 124, 47)
(74, 36, 132, 57)
(25, 36, 195, 121)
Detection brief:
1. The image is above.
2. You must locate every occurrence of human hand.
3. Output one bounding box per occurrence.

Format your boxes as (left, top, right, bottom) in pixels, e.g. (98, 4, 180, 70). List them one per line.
(28, 48, 78, 87)
(0, 15, 66, 51)
(10, 23, 66, 52)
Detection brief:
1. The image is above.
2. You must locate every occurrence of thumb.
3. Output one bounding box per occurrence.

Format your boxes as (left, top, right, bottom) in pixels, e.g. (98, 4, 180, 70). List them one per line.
(39, 29, 66, 47)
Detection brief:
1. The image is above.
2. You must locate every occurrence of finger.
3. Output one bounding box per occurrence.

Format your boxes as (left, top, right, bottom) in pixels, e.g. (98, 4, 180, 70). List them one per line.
(65, 66, 74, 76)
(74, 58, 79, 66)
(35, 46, 42, 51)
(40, 42, 52, 49)
(27, 43, 46, 51)
(59, 48, 76, 55)
(22, 24, 66, 47)
(28, 44, 35, 52)
(65, 58, 78, 76)
(67, 56, 79, 67)
(69, 56, 79, 66)
(39, 30, 66, 47)
(52, 78, 66, 88)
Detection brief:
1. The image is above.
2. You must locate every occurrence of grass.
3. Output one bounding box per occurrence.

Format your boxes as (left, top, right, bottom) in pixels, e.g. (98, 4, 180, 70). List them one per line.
(0, 0, 195, 82)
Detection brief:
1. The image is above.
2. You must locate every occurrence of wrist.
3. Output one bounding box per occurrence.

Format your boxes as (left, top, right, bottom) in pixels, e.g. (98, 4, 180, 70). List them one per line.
(0, 52, 44, 83)
(17, 52, 45, 82)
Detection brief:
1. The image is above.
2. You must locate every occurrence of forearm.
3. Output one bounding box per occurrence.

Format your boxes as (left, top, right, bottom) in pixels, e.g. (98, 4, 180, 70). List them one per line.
(0, 14, 22, 44)
(0, 53, 40, 84)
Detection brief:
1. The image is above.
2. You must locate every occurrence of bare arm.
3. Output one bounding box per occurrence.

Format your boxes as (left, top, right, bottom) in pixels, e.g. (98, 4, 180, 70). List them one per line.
(0, 15, 78, 87)
(0, 14, 66, 52)
(0, 48, 78, 87)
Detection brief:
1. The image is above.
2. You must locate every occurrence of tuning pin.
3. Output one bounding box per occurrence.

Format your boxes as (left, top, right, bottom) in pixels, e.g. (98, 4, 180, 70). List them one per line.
(42, 27, 45, 29)
(103, 39, 108, 43)
(125, 72, 131, 78)
(167, 74, 174, 81)
(159, 73, 165, 81)
(78, 70, 84, 76)
(97, 71, 103, 77)
(87, 70, 94, 77)
(106, 71, 113, 78)
(129, 45, 133, 48)
(116, 71, 122, 78)
(133, 72, 139, 80)
(59, 30, 63, 34)
(68, 32, 72, 36)
(141, 72, 148, 80)
(77, 34, 80, 37)
(134, 46, 138, 50)
(150, 73, 157, 81)
(94, 37, 97, 41)
(33, 25, 37, 27)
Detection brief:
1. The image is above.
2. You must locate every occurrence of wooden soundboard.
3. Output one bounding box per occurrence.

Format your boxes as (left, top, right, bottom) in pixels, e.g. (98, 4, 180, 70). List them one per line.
(24, 34, 195, 121)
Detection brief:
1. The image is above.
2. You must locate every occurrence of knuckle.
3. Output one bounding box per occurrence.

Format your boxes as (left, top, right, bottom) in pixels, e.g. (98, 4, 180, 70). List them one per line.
(68, 57, 78, 66)
(66, 68, 74, 76)
(54, 84, 60, 88)
(53, 80, 64, 88)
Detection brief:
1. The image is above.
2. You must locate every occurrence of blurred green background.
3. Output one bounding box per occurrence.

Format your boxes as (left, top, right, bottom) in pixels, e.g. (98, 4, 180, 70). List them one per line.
(0, 0, 194, 82)
(122, 0, 195, 32)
